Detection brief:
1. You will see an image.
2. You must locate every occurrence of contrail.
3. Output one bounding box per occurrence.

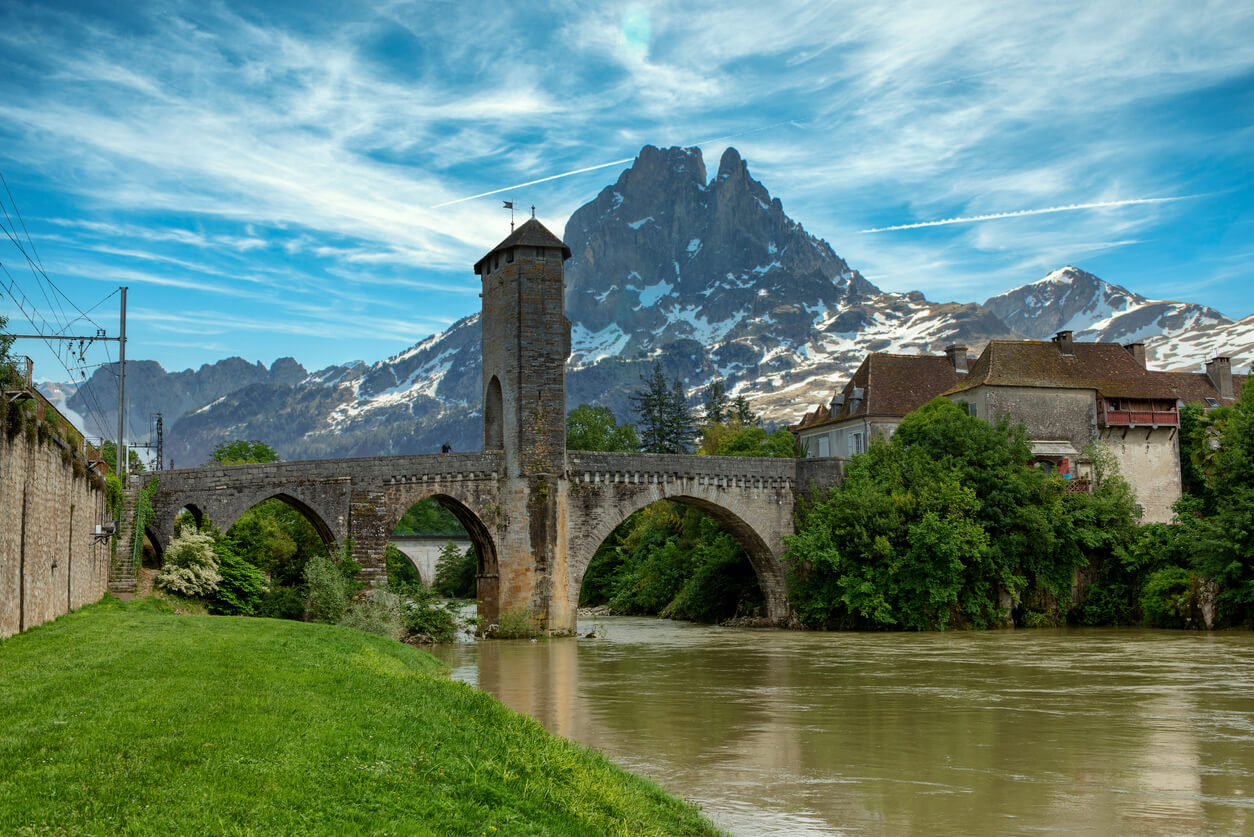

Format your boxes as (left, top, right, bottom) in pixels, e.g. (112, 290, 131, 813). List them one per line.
(860, 196, 1196, 233)
(432, 158, 635, 208)
(433, 120, 800, 209)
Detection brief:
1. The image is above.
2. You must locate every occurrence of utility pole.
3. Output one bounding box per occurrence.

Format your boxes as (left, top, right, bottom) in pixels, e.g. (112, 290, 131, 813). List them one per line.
(117, 286, 127, 484)
(3, 286, 129, 478)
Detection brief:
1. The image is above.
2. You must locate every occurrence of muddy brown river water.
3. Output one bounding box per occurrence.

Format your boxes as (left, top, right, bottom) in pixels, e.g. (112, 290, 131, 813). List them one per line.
(430, 617, 1254, 835)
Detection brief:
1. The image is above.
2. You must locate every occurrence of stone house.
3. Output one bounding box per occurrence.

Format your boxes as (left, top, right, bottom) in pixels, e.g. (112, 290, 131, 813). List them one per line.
(792, 347, 972, 457)
(943, 331, 1186, 522)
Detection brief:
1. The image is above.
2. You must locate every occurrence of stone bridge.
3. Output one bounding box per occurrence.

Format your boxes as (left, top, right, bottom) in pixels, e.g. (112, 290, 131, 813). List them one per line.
(146, 219, 846, 634)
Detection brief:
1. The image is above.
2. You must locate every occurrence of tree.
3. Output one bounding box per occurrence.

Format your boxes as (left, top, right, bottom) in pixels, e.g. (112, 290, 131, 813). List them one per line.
(701, 379, 730, 425)
(566, 404, 640, 452)
(154, 530, 221, 598)
(786, 398, 1090, 630)
(432, 542, 477, 598)
(630, 363, 670, 453)
(733, 395, 757, 427)
(395, 498, 464, 534)
(209, 440, 280, 465)
(102, 440, 146, 473)
(664, 378, 696, 454)
(0, 315, 14, 388)
(1187, 383, 1254, 623)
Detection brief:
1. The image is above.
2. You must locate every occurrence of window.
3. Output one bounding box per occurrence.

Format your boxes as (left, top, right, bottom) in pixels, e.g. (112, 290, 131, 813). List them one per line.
(817, 436, 830, 457)
(1205, 397, 1220, 408)
(849, 431, 864, 456)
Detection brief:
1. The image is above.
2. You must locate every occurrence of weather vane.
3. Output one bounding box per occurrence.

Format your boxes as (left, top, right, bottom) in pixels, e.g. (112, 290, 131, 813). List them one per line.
(503, 200, 514, 231)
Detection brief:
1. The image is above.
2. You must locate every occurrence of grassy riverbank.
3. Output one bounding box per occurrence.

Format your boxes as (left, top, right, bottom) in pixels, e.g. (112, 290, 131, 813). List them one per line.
(0, 597, 721, 836)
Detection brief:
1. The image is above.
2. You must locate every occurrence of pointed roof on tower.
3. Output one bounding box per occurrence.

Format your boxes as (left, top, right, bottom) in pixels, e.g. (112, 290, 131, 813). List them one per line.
(474, 217, 571, 274)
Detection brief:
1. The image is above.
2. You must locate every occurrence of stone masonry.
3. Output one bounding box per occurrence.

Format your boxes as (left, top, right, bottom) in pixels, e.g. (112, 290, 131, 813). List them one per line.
(1, 424, 112, 638)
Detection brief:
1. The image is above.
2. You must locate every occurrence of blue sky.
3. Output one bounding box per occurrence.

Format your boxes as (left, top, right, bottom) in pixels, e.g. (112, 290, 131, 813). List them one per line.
(2, 0, 1253, 385)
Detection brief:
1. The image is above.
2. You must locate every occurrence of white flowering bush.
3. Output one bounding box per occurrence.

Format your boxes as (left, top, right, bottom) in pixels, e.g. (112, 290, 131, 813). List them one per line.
(155, 530, 222, 598)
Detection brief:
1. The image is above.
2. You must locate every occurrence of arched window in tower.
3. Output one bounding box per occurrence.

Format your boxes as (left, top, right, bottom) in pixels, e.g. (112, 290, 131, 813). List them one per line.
(484, 375, 504, 450)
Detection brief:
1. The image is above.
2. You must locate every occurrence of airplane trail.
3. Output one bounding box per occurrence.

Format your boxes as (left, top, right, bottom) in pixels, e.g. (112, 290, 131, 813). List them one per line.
(860, 196, 1195, 233)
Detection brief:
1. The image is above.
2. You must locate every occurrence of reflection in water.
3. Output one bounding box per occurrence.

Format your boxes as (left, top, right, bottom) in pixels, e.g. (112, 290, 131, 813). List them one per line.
(432, 620, 1254, 836)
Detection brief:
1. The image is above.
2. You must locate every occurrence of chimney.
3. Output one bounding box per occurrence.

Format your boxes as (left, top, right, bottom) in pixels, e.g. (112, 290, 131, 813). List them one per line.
(1205, 356, 1233, 400)
(1053, 330, 1074, 355)
(944, 345, 969, 374)
(1124, 342, 1146, 367)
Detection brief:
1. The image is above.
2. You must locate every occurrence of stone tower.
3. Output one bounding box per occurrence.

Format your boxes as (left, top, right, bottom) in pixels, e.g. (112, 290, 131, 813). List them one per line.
(474, 218, 574, 634)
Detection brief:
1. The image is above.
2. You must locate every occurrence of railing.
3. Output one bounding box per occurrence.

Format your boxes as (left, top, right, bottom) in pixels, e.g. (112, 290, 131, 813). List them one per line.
(1063, 478, 1092, 495)
(1104, 410, 1178, 427)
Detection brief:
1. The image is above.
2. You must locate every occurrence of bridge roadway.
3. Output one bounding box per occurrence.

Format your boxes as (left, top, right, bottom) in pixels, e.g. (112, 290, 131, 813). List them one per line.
(149, 451, 845, 626)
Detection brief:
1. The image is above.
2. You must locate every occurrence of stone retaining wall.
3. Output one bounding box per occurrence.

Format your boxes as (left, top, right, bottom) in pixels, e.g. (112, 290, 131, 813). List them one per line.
(1, 426, 111, 638)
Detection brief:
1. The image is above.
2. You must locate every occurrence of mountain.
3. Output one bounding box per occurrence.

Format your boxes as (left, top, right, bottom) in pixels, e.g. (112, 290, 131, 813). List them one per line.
(38, 147, 1250, 465)
(1145, 311, 1254, 370)
(984, 266, 1231, 344)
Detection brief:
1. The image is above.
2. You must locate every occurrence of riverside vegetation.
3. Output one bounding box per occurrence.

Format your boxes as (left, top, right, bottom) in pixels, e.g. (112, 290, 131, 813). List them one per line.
(0, 597, 721, 836)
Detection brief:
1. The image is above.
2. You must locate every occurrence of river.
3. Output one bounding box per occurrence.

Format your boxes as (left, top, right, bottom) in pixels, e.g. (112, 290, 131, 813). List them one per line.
(430, 616, 1254, 836)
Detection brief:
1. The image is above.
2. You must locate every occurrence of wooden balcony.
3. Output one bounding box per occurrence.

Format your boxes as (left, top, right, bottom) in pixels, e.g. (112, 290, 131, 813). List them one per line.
(1103, 410, 1179, 428)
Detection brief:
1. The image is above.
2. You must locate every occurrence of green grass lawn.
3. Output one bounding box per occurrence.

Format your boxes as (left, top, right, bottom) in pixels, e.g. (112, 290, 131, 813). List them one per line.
(0, 597, 722, 836)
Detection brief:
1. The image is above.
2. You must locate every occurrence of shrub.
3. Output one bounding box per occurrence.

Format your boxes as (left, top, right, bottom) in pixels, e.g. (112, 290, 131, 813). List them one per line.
(155, 531, 221, 597)
(393, 582, 457, 642)
(1141, 567, 1200, 629)
(258, 585, 307, 620)
(490, 608, 536, 639)
(207, 544, 269, 616)
(305, 553, 352, 624)
(385, 542, 422, 588)
(339, 591, 404, 641)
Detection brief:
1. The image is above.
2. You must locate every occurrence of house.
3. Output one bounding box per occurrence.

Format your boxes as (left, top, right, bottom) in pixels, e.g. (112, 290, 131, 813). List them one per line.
(943, 331, 1184, 522)
(792, 347, 972, 458)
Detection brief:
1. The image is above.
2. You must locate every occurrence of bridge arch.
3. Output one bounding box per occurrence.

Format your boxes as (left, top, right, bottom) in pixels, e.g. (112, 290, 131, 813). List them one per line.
(381, 489, 500, 620)
(568, 487, 790, 623)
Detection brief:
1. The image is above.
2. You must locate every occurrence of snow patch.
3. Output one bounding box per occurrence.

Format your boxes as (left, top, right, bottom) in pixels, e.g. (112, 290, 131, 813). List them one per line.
(627, 216, 653, 230)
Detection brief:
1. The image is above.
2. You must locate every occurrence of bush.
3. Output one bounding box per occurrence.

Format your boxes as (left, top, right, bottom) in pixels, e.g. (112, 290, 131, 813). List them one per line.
(207, 544, 269, 616)
(155, 531, 221, 597)
(304, 553, 352, 624)
(258, 585, 307, 620)
(385, 542, 422, 589)
(1141, 567, 1201, 629)
(490, 608, 537, 639)
(393, 582, 458, 642)
(339, 591, 404, 641)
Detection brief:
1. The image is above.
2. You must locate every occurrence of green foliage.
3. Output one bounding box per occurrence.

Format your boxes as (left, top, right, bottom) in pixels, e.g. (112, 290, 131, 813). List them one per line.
(392, 581, 458, 642)
(385, 542, 422, 588)
(432, 541, 477, 598)
(205, 542, 269, 616)
(566, 404, 640, 452)
(338, 592, 404, 641)
(1141, 567, 1202, 628)
(490, 608, 537, 639)
(208, 439, 280, 465)
(584, 503, 763, 623)
(703, 424, 796, 458)
(701, 379, 730, 424)
(102, 440, 146, 474)
(786, 398, 1104, 630)
(154, 530, 221, 597)
(105, 474, 124, 524)
(256, 584, 306, 620)
(394, 497, 464, 534)
(130, 476, 159, 572)
(304, 553, 352, 624)
(631, 363, 695, 454)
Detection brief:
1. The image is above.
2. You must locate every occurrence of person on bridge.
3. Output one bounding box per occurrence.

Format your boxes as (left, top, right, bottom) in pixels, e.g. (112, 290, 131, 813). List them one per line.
(441, 443, 452, 453)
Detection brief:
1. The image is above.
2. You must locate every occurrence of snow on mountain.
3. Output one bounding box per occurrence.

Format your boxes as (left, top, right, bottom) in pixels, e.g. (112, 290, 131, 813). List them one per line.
(984, 266, 1231, 345)
(1145, 312, 1254, 371)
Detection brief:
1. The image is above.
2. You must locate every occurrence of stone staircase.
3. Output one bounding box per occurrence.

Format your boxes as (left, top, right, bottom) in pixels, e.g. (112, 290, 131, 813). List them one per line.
(108, 486, 140, 594)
